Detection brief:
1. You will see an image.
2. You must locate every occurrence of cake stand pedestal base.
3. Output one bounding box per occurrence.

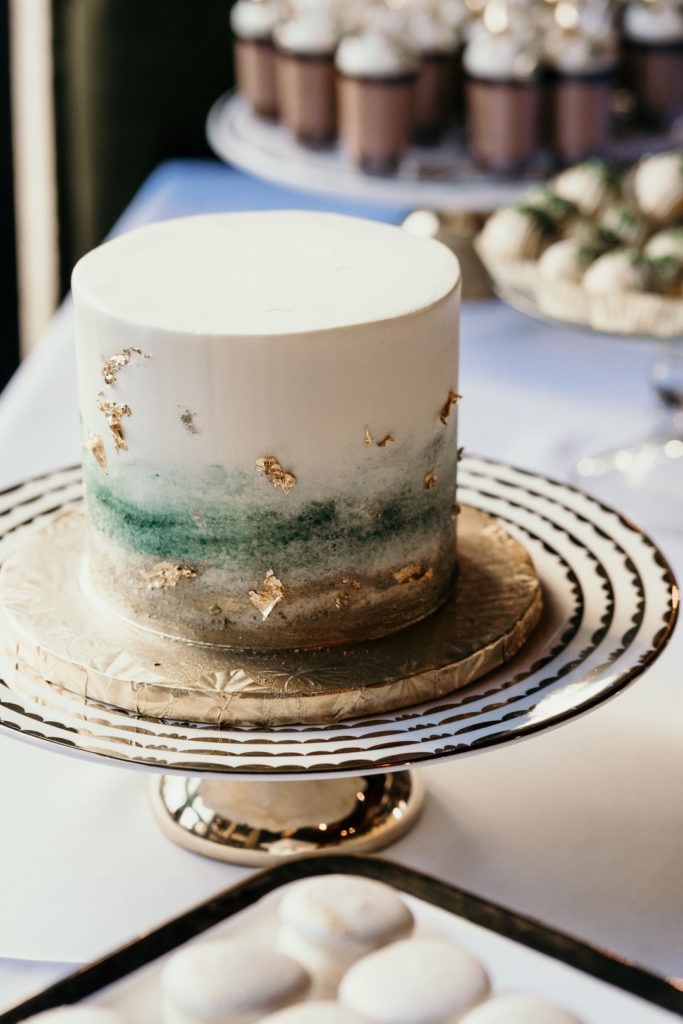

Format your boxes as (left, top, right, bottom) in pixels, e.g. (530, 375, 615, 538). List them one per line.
(150, 772, 424, 866)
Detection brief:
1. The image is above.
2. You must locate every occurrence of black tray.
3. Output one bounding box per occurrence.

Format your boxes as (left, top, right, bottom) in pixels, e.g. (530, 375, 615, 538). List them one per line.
(3, 855, 682, 1020)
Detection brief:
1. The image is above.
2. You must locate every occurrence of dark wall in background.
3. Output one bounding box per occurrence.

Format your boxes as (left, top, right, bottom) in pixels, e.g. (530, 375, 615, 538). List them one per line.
(0, 0, 20, 390)
(52, 0, 233, 295)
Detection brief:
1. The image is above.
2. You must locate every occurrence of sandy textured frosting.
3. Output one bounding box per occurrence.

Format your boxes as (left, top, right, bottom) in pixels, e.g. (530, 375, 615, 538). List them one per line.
(335, 31, 419, 77)
(624, 1, 683, 42)
(230, 0, 283, 39)
(72, 212, 460, 649)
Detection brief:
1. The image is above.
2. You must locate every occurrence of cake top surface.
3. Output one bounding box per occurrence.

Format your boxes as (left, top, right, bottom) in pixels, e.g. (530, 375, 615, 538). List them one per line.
(72, 211, 459, 337)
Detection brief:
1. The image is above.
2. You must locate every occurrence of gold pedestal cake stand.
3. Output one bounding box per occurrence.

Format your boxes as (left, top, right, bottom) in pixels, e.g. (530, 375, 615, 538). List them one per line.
(0, 457, 677, 865)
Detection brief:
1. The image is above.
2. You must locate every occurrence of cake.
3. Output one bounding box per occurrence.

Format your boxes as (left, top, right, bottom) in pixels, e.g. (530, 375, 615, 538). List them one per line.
(72, 211, 461, 651)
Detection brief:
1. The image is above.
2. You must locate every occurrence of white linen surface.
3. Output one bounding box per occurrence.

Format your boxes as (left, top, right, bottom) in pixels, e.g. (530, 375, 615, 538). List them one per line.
(0, 270, 681, 1009)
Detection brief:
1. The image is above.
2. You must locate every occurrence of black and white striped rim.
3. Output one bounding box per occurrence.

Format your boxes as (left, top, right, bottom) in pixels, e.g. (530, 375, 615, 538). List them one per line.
(0, 459, 677, 780)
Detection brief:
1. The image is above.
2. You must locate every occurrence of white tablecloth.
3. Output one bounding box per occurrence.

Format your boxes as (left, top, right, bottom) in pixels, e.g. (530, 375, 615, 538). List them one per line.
(1, 188, 681, 1010)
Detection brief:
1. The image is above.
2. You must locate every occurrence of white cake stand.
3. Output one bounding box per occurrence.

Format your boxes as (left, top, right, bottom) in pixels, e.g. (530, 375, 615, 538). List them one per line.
(206, 92, 539, 212)
(206, 92, 682, 215)
(0, 458, 677, 865)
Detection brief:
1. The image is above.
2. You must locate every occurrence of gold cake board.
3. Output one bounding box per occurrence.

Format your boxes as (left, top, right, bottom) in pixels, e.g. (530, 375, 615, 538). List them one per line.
(0, 501, 541, 864)
(0, 505, 542, 727)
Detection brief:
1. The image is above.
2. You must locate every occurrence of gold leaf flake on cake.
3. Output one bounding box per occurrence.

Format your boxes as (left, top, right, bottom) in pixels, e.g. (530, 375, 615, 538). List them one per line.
(439, 389, 461, 425)
(86, 433, 108, 474)
(363, 425, 394, 448)
(97, 393, 132, 451)
(141, 562, 198, 590)
(424, 470, 437, 489)
(332, 576, 361, 608)
(393, 563, 434, 585)
(101, 347, 148, 387)
(249, 570, 285, 620)
(180, 409, 199, 435)
(255, 456, 297, 494)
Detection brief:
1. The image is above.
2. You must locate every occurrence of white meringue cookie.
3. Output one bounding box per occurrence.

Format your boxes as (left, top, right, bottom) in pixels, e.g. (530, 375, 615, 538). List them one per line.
(161, 940, 310, 1024)
(277, 875, 413, 995)
(339, 936, 489, 1023)
(459, 993, 582, 1024)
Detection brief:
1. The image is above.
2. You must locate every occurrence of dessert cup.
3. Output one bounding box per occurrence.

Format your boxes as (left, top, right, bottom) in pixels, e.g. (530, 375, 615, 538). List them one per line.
(544, 22, 618, 166)
(463, 23, 542, 175)
(409, 14, 461, 144)
(336, 32, 419, 175)
(231, 0, 282, 119)
(623, 1, 683, 126)
(337, 74, 417, 174)
(466, 76, 542, 174)
(414, 52, 459, 144)
(275, 14, 339, 147)
(276, 54, 337, 146)
(552, 69, 614, 164)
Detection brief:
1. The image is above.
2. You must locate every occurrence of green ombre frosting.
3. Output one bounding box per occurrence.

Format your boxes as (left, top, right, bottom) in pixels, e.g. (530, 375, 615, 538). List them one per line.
(83, 435, 457, 581)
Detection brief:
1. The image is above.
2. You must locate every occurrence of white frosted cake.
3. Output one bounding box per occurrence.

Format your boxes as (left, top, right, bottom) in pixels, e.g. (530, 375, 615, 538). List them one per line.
(72, 211, 461, 649)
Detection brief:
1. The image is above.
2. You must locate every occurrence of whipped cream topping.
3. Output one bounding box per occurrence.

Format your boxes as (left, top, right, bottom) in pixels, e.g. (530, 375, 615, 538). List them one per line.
(624, 1, 683, 43)
(463, 26, 541, 80)
(274, 13, 341, 54)
(546, 30, 618, 73)
(409, 12, 460, 53)
(362, 4, 411, 39)
(437, 0, 471, 33)
(335, 30, 419, 77)
(230, 0, 283, 40)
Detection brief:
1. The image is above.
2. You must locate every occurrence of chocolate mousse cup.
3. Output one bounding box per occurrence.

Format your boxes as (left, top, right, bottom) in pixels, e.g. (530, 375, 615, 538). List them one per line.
(414, 52, 458, 144)
(234, 35, 279, 119)
(276, 51, 337, 147)
(466, 75, 542, 174)
(624, 40, 683, 126)
(552, 69, 614, 164)
(337, 73, 417, 175)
